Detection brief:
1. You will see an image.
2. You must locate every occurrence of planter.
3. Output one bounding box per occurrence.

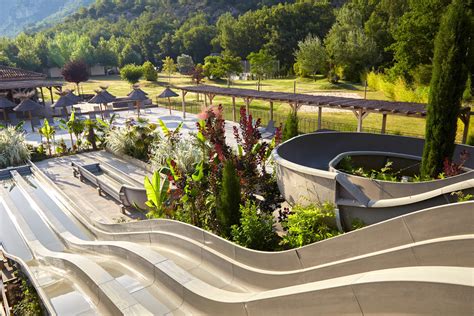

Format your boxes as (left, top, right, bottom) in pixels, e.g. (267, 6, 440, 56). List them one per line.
(273, 132, 474, 230)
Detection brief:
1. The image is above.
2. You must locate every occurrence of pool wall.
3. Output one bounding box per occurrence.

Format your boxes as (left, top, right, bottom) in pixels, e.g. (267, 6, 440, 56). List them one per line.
(273, 132, 474, 230)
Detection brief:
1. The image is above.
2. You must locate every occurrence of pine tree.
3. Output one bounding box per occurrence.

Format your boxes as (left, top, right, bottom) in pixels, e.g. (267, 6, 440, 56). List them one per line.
(217, 160, 241, 237)
(421, 0, 471, 178)
(282, 111, 299, 141)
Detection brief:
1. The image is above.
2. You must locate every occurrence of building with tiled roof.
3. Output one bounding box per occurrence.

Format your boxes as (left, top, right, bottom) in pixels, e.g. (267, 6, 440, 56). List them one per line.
(0, 65, 46, 82)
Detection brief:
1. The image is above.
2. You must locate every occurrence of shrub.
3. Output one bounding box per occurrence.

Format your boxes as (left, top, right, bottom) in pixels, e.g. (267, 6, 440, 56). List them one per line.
(142, 61, 157, 81)
(0, 127, 30, 168)
(106, 120, 158, 161)
(282, 111, 298, 141)
(216, 159, 241, 237)
(150, 137, 203, 175)
(120, 64, 143, 84)
(281, 203, 339, 248)
(144, 171, 171, 218)
(231, 201, 279, 251)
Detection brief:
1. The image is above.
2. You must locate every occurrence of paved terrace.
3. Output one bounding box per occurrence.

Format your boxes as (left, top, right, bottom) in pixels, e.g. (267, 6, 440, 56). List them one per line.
(25, 104, 240, 149)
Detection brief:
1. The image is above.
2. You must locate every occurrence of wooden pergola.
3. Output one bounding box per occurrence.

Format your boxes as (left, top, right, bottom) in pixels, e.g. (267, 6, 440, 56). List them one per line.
(179, 85, 471, 143)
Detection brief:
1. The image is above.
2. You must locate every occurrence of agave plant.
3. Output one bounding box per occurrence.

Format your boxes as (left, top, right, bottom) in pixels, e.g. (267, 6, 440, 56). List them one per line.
(0, 127, 30, 168)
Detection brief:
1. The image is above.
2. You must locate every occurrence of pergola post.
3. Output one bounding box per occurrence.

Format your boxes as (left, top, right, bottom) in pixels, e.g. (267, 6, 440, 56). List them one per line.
(204, 94, 208, 106)
(317, 106, 322, 130)
(460, 110, 471, 144)
(40, 87, 46, 106)
(182, 91, 187, 119)
(244, 98, 251, 114)
(270, 101, 274, 121)
(353, 109, 368, 132)
(381, 113, 388, 134)
(232, 96, 236, 121)
(48, 87, 54, 104)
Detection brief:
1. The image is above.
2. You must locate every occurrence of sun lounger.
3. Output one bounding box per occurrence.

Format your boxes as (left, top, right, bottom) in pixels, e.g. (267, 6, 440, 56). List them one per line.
(259, 120, 277, 138)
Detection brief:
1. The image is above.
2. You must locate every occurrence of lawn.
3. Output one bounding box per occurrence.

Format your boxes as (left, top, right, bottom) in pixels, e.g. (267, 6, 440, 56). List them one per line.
(53, 73, 471, 142)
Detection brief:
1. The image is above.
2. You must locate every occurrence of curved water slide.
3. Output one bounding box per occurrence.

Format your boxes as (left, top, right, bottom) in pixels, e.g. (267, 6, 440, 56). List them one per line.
(4, 163, 467, 314)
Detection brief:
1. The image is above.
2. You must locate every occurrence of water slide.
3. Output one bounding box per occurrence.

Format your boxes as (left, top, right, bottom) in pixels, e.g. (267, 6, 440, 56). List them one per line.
(1, 166, 472, 315)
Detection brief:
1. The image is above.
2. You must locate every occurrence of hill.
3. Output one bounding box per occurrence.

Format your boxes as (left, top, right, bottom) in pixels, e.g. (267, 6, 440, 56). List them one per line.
(0, 0, 94, 37)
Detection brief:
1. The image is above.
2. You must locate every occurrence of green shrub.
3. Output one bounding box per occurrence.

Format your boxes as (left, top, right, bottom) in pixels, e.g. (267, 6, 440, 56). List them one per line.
(282, 111, 298, 141)
(142, 61, 157, 81)
(0, 126, 30, 168)
(282, 202, 339, 248)
(367, 71, 429, 103)
(217, 160, 241, 237)
(120, 64, 143, 84)
(231, 201, 279, 251)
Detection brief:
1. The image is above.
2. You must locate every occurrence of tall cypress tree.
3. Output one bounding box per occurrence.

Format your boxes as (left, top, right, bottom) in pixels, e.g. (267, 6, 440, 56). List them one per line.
(421, 0, 471, 178)
(217, 160, 241, 237)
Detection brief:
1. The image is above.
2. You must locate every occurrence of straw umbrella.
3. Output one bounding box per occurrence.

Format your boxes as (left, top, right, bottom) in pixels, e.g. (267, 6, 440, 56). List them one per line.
(99, 85, 116, 103)
(13, 98, 43, 132)
(52, 92, 78, 116)
(126, 87, 149, 118)
(0, 96, 15, 121)
(64, 90, 82, 103)
(157, 87, 179, 115)
(89, 90, 112, 119)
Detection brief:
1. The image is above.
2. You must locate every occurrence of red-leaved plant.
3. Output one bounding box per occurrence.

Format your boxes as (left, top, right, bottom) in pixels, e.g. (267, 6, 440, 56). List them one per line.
(442, 150, 470, 177)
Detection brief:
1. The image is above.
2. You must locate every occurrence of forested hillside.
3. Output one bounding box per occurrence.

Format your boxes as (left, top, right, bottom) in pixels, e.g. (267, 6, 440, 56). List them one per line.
(0, 0, 460, 90)
(0, 0, 94, 37)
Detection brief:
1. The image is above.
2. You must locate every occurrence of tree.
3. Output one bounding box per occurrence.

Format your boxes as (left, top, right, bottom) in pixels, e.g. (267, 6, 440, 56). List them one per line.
(421, 0, 471, 178)
(217, 160, 241, 237)
(177, 54, 195, 75)
(191, 63, 205, 85)
(162, 56, 177, 83)
(62, 60, 89, 95)
(142, 61, 157, 81)
(324, 5, 379, 82)
(294, 35, 327, 78)
(282, 110, 298, 141)
(120, 64, 143, 85)
(203, 52, 242, 86)
(173, 13, 216, 63)
(247, 49, 277, 89)
(95, 37, 118, 67)
(119, 43, 142, 67)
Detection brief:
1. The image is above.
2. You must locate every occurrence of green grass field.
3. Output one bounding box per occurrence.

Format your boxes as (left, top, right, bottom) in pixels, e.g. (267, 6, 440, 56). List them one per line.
(55, 73, 472, 142)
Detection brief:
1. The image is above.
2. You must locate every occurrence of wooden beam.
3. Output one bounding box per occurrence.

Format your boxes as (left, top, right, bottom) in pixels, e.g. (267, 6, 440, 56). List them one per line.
(182, 91, 187, 119)
(232, 96, 236, 122)
(40, 87, 46, 106)
(204, 93, 208, 106)
(245, 98, 250, 114)
(317, 106, 322, 130)
(270, 101, 274, 121)
(381, 113, 387, 134)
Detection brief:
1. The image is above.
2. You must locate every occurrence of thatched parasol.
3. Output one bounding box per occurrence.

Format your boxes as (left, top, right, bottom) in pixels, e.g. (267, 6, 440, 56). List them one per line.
(0, 96, 15, 121)
(157, 87, 179, 115)
(65, 91, 82, 103)
(52, 91, 78, 116)
(89, 90, 113, 119)
(99, 85, 116, 103)
(126, 87, 149, 118)
(13, 98, 42, 132)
